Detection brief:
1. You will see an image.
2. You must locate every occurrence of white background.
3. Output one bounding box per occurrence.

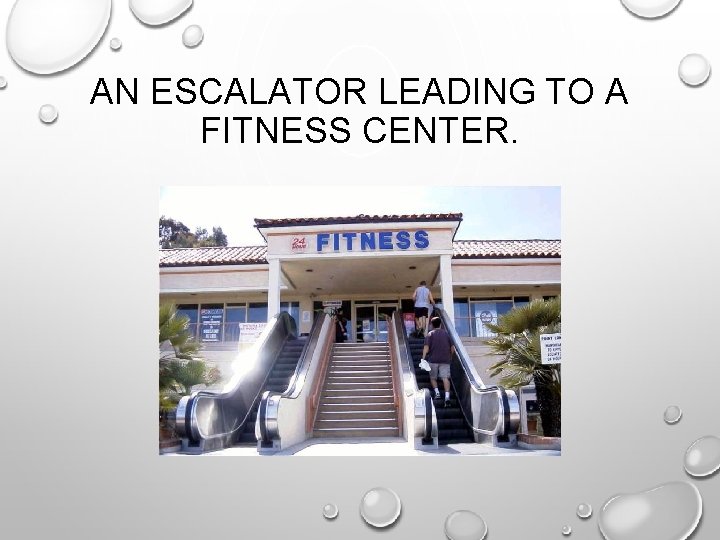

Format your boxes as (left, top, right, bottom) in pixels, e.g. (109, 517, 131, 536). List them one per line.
(1, 1, 719, 539)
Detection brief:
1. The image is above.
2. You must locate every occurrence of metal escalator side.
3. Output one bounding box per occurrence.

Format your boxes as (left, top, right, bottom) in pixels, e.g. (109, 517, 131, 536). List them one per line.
(434, 308, 520, 444)
(256, 312, 333, 452)
(175, 312, 305, 453)
(390, 312, 437, 446)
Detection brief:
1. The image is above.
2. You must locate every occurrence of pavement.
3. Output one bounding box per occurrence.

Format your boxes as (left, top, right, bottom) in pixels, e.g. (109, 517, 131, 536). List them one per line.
(166, 437, 560, 457)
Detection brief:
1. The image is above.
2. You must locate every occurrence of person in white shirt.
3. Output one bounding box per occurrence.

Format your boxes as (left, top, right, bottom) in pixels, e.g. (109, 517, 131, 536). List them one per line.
(412, 280, 435, 337)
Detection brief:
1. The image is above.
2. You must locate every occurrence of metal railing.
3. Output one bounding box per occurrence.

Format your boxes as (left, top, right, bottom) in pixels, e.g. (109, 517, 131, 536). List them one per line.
(391, 312, 436, 445)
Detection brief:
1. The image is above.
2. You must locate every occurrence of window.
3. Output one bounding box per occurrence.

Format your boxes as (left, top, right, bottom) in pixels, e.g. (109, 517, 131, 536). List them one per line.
(248, 302, 268, 323)
(467, 296, 533, 338)
(280, 301, 300, 325)
(177, 304, 199, 339)
(453, 298, 470, 337)
(224, 304, 247, 342)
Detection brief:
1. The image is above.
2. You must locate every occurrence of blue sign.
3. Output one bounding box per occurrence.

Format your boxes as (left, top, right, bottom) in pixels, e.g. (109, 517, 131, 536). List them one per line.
(200, 308, 223, 342)
(316, 230, 429, 252)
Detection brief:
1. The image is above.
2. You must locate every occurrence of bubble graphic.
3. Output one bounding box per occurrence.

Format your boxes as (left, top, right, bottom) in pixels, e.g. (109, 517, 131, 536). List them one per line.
(444, 510, 488, 540)
(38, 104, 58, 124)
(620, 0, 682, 18)
(109, 38, 122, 51)
(182, 25, 204, 48)
(6, 0, 111, 75)
(678, 54, 711, 87)
(684, 435, 720, 477)
(0, 76, 7, 89)
(599, 481, 701, 540)
(562, 525, 573, 536)
(129, 0, 192, 26)
(577, 503, 592, 519)
(663, 405, 682, 424)
(359, 487, 401, 528)
(322, 503, 339, 520)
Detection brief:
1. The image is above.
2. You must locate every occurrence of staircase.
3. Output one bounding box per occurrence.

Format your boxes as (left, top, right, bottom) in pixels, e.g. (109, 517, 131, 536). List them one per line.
(313, 342, 400, 439)
(236, 336, 308, 444)
(408, 337, 475, 444)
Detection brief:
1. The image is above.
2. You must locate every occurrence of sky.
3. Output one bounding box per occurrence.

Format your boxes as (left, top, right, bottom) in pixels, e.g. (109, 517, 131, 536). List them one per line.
(159, 186, 560, 246)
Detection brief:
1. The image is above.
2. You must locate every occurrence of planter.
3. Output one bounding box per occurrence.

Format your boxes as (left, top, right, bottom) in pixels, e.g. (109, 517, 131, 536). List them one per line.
(518, 433, 561, 451)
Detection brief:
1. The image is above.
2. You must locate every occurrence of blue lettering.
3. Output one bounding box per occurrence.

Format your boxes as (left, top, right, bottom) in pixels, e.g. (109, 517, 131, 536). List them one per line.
(378, 231, 393, 250)
(414, 230, 429, 249)
(317, 233, 330, 251)
(396, 231, 411, 250)
(360, 232, 376, 250)
(333, 233, 340, 251)
(342, 232, 357, 250)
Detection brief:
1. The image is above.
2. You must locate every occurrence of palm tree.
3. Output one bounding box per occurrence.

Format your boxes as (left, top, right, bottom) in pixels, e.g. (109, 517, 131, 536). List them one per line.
(159, 303, 219, 413)
(485, 297, 561, 437)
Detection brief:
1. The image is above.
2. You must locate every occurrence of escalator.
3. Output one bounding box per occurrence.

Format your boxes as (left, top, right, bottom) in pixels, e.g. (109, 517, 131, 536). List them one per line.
(408, 336, 475, 444)
(403, 309, 520, 446)
(236, 336, 307, 444)
(175, 312, 314, 453)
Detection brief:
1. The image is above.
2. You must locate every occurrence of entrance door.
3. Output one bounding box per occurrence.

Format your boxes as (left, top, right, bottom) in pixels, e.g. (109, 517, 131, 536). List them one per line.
(354, 303, 398, 342)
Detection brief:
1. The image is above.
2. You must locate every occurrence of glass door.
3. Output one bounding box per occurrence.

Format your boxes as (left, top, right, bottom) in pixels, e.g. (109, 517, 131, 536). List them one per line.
(354, 303, 398, 342)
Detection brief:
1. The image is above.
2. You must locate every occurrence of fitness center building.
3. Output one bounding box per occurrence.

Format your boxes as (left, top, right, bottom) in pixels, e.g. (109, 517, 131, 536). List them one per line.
(159, 213, 560, 384)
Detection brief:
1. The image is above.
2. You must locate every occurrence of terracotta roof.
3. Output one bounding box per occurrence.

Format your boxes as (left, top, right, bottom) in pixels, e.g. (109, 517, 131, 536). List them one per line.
(159, 240, 559, 267)
(160, 246, 267, 267)
(254, 213, 463, 228)
(453, 240, 560, 258)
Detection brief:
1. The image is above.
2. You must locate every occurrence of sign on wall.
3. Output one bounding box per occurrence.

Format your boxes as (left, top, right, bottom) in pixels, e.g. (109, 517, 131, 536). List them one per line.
(239, 322, 267, 343)
(540, 333, 562, 365)
(200, 308, 223, 342)
(311, 230, 430, 253)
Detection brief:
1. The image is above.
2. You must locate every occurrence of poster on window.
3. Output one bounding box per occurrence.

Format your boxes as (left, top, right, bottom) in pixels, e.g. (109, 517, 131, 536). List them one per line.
(200, 308, 223, 342)
(473, 302, 497, 337)
(239, 322, 267, 343)
(403, 313, 416, 334)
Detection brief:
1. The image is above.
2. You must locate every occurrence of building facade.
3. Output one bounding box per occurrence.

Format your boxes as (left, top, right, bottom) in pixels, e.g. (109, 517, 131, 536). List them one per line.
(159, 213, 560, 382)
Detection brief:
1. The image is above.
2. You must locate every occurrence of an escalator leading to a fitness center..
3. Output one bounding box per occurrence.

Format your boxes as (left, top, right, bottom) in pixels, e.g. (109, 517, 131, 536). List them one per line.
(408, 336, 474, 444)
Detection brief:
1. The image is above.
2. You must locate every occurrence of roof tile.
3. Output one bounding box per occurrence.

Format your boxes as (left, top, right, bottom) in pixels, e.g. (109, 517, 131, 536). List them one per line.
(159, 240, 559, 267)
(254, 213, 463, 228)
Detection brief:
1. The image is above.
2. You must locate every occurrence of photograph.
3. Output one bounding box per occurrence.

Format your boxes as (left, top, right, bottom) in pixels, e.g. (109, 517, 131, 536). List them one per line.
(158, 186, 561, 456)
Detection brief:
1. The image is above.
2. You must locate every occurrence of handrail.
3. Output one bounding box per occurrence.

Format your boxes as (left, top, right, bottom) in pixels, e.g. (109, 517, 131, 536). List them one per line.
(384, 315, 403, 435)
(175, 312, 297, 452)
(391, 312, 436, 444)
(434, 308, 520, 440)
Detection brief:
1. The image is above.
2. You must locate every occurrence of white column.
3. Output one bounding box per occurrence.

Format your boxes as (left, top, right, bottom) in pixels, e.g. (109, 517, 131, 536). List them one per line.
(267, 258, 281, 321)
(439, 254, 455, 324)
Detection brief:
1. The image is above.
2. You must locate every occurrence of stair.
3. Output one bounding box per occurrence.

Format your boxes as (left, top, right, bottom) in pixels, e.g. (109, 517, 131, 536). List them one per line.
(408, 337, 475, 444)
(235, 336, 308, 444)
(313, 342, 400, 439)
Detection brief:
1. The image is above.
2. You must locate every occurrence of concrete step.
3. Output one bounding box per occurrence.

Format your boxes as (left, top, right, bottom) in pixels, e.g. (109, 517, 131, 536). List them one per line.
(315, 417, 398, 429)
(316, 410, 397, 421)
(326, 375, 392, 384)
(313, 427, 400, 438)
(321, 389, 394, 398)
(328, 366, 390, 373)
(320, 395, 395, 404)
(323, 377, 392, 390)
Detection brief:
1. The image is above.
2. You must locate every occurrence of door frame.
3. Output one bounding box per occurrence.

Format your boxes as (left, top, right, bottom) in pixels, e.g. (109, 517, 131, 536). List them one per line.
(352, 301, 399, 342)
